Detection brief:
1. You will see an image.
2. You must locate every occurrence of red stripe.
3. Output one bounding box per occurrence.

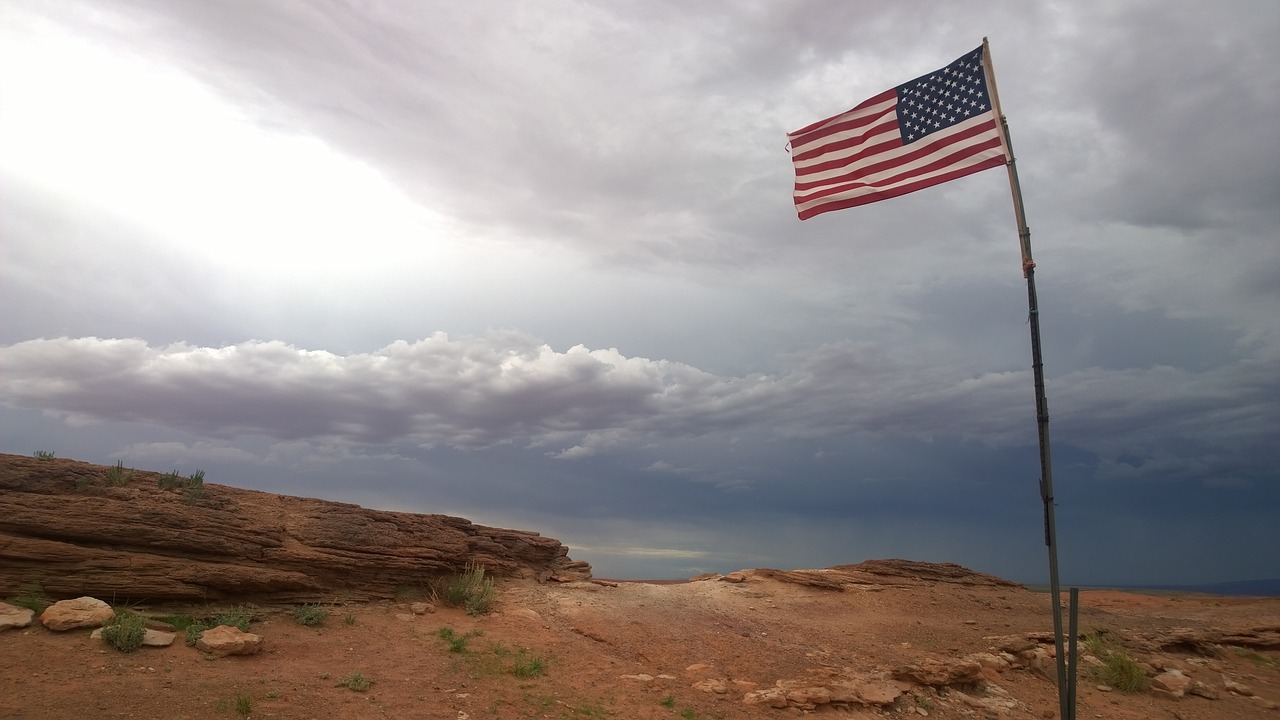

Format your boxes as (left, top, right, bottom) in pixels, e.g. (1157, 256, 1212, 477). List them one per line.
(796, 155, 1006, 220)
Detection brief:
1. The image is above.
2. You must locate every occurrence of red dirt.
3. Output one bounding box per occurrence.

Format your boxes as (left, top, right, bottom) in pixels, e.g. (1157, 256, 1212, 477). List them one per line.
(3, 573, 1278, 719)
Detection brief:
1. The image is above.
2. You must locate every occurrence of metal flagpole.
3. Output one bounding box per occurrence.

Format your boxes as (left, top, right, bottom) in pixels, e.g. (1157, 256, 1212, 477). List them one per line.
(981, 37, 1073, 720)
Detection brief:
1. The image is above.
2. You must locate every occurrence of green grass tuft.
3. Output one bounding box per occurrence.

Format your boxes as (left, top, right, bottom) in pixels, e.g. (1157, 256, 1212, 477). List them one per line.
(234, 693, 253, 716)
(509, 649, 545, 678)
(33, 450, 55, 460)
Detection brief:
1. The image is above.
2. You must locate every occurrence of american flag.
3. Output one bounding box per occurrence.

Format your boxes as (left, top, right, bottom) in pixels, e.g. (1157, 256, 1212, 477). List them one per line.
(788, 45, 1008, 221)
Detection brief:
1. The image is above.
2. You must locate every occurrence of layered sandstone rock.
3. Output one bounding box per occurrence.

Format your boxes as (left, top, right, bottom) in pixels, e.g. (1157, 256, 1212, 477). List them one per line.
(0, 453, 590, 603)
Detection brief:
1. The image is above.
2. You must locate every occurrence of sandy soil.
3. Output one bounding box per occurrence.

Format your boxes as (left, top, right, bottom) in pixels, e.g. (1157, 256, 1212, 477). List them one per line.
(3, 573, 1278, 719)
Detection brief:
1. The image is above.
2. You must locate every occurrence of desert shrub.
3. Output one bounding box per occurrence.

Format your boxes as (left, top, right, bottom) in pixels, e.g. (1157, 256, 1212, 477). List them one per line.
(1085, 633, 1149, 692)
(338, 672, 372, 692)
(214, 606, 252, 632)
(157, 470, 183, 490)
(234, 693, 253, 716)
(33, 450, 55, 460)
(185, 622, 212, 646)
(292, 603, 328, 627)
(106, 460, 134, 486)
(436, 562, 496, 616)
(101, 609, 147, 652)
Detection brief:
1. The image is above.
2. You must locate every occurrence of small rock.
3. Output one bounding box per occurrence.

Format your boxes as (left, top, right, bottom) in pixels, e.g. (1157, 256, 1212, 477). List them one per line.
(619, 674, 653, 682)
(410, 602, 435, 615)
(394, 613, 416, 622)
(1223, 676, 1255, 696)
(1188, 681, 1219, 700)
(685, 663, 716, 676)
(1151, 669, 1191, 698)
(194, 625, 264, 656)
(40, 597, 113, 631)
(721, 572, 747, 583)
(0, 602, 35, 631)
(692, 678, 728, 694)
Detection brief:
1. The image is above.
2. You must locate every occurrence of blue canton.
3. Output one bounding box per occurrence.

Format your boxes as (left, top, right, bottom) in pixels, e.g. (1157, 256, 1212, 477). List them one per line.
(894, 46, 991, 145)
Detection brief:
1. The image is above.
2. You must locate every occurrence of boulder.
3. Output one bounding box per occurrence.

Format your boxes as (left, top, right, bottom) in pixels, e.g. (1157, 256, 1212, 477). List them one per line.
(0, 601, 35, 630)
(39, 597, 112, 631)
(0, 453, 591, 603)
(194, 625, 264, 656)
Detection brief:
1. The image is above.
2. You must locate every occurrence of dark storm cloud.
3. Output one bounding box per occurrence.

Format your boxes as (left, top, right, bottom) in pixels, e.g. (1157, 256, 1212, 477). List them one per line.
(3, 334, 1275, 481)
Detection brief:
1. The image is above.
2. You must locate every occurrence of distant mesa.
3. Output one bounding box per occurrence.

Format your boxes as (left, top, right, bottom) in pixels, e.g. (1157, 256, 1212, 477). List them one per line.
(0, 453, 591, 603)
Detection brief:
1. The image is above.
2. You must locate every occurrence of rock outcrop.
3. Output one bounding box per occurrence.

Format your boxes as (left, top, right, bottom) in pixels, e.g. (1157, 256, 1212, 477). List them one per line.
(0, 453, 590, 603)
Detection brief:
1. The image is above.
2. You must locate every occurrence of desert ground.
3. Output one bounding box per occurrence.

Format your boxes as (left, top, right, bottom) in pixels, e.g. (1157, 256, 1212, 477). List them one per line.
(3, 563, 1277, 720)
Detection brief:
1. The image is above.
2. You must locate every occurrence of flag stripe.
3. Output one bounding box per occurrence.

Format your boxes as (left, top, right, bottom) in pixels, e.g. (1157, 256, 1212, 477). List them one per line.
(794, 116, 1001, 193)
(795, 134, 1003, 207)
(788, 45, 1007, 220)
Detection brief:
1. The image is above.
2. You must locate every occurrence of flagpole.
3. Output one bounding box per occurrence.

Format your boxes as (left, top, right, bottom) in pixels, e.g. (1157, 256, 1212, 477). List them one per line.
(981, 37, 1072, 720)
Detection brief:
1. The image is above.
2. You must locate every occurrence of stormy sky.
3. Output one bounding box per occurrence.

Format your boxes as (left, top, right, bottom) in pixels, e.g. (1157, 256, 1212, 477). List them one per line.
(2, 0, 1277, 585)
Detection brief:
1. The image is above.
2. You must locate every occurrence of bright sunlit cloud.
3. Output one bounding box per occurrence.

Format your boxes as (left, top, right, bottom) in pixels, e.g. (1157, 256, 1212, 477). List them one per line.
(0, 18, 455, 277)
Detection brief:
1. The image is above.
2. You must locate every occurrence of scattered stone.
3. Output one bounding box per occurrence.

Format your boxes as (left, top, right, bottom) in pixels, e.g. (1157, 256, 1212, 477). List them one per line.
(721, 572, 747, 583)
(194, 625, 264, 656)
(1151, 669, 1191, 698)
(90, 627, 176, 647)
(619, 673, 653, 682)
(684, 663, 716, 676)
(0, 601, 34, 630)
(39, 597, 113, 631)
(692, 678, 728, 694)
(742, 687, 788, 708)
(409, 602, 435, 615)
(394, 613, 416, 622)
(1223, 676, 1255, 696)
(1188, 681, 1219, 700)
